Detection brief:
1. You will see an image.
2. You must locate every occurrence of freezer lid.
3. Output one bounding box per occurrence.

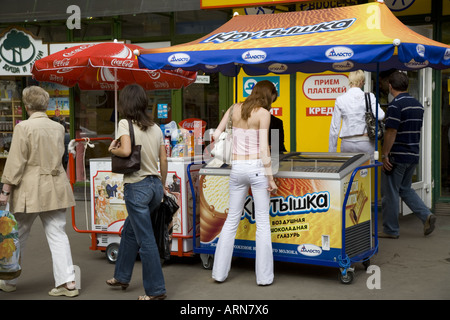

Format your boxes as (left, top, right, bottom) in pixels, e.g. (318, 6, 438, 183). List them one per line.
(199, 152, 370, 179)
(278, 152, 370, 176)
(199, 163, 231, 176)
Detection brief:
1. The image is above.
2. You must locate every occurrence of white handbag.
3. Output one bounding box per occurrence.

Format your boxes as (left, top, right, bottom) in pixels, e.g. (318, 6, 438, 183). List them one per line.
(211, 105, 234, 164)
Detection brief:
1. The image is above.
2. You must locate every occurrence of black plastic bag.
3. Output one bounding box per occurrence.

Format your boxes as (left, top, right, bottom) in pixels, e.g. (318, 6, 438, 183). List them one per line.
(151, 194, 179, 261)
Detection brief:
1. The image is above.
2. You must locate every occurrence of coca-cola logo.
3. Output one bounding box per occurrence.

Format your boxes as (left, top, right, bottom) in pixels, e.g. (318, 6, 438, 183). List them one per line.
(146, 70, 161, 80)
(62, 44, 96, 57)
(179, 118, 206, 130)
(111, 59, 134, 68)
(53, 58, 71, 67)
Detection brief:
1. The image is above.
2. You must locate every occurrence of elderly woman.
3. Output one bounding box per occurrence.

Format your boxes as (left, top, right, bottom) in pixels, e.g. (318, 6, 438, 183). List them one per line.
(0, 86, 77, 297)
(329, 70, 385, 162)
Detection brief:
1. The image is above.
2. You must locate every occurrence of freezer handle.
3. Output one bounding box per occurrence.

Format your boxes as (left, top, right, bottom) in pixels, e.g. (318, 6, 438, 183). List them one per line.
(187, 161, 205, 252)
(340, 161, 382, 268)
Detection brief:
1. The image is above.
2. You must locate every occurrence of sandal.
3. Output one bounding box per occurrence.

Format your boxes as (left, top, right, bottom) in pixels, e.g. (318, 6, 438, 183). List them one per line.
(0, 280, 16, 293)
(48, 286, 79, 297)
(106, 278, 129, 290)
(138, 293, 167, 300)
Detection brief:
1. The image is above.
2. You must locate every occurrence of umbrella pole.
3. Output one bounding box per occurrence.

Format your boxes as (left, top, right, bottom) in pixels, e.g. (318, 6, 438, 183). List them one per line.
(115, 68, 118, 139)
(374, 62, 380, 249)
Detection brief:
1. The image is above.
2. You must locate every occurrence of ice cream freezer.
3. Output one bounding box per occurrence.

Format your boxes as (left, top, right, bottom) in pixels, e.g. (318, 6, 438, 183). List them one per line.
(86, 156, 202, 263)
(194, 152, 380, 284)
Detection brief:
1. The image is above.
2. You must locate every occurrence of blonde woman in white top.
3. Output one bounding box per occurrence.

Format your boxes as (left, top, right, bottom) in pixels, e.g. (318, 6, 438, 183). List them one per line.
(329, 70, 385, 161)
(106, 84, 168, 300)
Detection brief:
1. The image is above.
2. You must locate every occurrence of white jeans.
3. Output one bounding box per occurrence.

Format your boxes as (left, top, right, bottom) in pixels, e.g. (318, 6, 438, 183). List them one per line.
(341, 138, 375, 162)
(5, 208, 76, 288)
(212, 159, 274, 285)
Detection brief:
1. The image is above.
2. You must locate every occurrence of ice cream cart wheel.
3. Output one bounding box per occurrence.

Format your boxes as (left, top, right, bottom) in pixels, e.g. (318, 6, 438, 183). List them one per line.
(339, 268, 354, 284)
(200, 254, 214, 270)
(106, 243, 120, 264)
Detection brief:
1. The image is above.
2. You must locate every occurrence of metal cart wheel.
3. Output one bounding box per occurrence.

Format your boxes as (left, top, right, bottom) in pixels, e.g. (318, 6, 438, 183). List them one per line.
(106, 243, 120, 264)
(339, 268, 354, 284)
(200, 254, 214, 269)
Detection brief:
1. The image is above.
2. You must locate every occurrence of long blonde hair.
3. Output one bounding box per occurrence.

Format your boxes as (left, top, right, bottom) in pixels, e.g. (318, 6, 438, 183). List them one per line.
(241, 80, 277, 120)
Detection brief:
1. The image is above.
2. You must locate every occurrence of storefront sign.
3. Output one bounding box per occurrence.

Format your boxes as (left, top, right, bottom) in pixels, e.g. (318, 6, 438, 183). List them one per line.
(243, 76, 280, 97)
(376, 0, 431, 16)
(0, 27, 47, 76)
(201, 0, 308, 9)
(157, 104, 168, 119)
(296, 0, 358, 11)
(297, 71, 349, 152)
(238, 71, 291, 150)
(302, 74, 348, 101)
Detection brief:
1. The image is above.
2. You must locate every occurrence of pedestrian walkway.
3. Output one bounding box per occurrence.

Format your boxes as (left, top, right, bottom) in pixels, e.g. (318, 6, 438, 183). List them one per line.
(1, 200, 449, 303)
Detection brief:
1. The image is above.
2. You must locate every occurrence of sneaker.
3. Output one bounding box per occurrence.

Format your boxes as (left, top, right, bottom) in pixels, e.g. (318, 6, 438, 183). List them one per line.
(424, 214, 436, 236)
(48, 286, 79, 297)
(0, 280, 16, 292)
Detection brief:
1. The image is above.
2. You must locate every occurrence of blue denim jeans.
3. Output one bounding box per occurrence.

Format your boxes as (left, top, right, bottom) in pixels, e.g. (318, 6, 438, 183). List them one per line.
(381, 162, 431, 236)
(114, 176, 166, 296)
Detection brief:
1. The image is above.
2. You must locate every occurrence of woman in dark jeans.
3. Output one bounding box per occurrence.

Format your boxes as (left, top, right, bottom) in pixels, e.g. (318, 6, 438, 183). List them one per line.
(106, 84, 168, 300)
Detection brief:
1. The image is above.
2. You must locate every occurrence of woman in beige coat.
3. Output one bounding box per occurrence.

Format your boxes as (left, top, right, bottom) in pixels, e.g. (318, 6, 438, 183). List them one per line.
(0, 86, 77, 297)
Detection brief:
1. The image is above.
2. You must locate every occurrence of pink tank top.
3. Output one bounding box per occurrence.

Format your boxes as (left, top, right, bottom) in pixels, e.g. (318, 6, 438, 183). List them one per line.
(232, 127, 260, 155)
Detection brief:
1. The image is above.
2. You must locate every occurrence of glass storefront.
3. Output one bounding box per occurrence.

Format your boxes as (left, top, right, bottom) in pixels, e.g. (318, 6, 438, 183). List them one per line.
(182, 72, 220, 129)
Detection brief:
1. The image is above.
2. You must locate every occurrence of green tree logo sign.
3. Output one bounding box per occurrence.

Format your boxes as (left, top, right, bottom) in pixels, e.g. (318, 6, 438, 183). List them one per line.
(0, 29, 36, 66)
(0, 28, 45, 75)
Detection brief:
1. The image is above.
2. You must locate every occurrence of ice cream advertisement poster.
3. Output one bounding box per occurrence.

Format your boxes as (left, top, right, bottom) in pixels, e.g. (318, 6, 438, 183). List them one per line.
(199, 170, 371, 260)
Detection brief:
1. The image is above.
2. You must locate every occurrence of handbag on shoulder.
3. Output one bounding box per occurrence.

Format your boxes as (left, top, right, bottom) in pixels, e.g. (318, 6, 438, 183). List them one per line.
(111, 119, 141, 174)
(364, 93, 384, 141)
(211, 104, 235, 165)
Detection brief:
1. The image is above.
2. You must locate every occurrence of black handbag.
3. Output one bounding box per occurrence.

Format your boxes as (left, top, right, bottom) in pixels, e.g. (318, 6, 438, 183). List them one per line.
(111, 119, 141, 174)
(364, 93, 384, 141)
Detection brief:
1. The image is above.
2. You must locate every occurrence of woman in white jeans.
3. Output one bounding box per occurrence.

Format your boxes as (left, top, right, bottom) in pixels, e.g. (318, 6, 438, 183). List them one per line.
(0, 86, 77, 296)
(212, 80, 278, 285)
(329, 70, 385, 162)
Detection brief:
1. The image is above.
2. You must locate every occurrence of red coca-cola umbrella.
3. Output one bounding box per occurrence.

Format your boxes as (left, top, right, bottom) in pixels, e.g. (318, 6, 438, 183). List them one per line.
(31, 41, 197, 134)
(31, 42, 197, 91)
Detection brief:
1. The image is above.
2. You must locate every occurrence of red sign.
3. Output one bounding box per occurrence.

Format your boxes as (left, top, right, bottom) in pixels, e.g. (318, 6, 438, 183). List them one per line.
(178, 118, 207, 131)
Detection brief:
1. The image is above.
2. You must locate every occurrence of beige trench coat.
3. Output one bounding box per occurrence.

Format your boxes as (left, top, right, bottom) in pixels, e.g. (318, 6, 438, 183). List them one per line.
(1, 112, 75, 213)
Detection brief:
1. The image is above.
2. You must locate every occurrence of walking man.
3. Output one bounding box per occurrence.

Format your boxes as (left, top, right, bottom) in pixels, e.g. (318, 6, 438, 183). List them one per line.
(380, 71, 436, 238)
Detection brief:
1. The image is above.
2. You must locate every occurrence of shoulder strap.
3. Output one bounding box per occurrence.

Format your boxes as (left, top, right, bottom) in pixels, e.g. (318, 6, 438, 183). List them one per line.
(226, 104, 235, 131)
(364, 93, 372, 113)
(127, 119, 135, 146)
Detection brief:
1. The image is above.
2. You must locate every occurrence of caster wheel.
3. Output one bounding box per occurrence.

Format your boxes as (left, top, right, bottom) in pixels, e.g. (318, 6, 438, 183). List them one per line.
(200, 254, 214, 269)
(339, 269, 354, 284)
(106, 243, 120, 264)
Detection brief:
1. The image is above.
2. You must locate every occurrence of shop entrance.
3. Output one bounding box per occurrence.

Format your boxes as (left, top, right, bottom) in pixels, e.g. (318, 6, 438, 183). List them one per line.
(399, 25, 433, 214)
(372, 67, 432, 215)
(401, 68, 433, 214)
